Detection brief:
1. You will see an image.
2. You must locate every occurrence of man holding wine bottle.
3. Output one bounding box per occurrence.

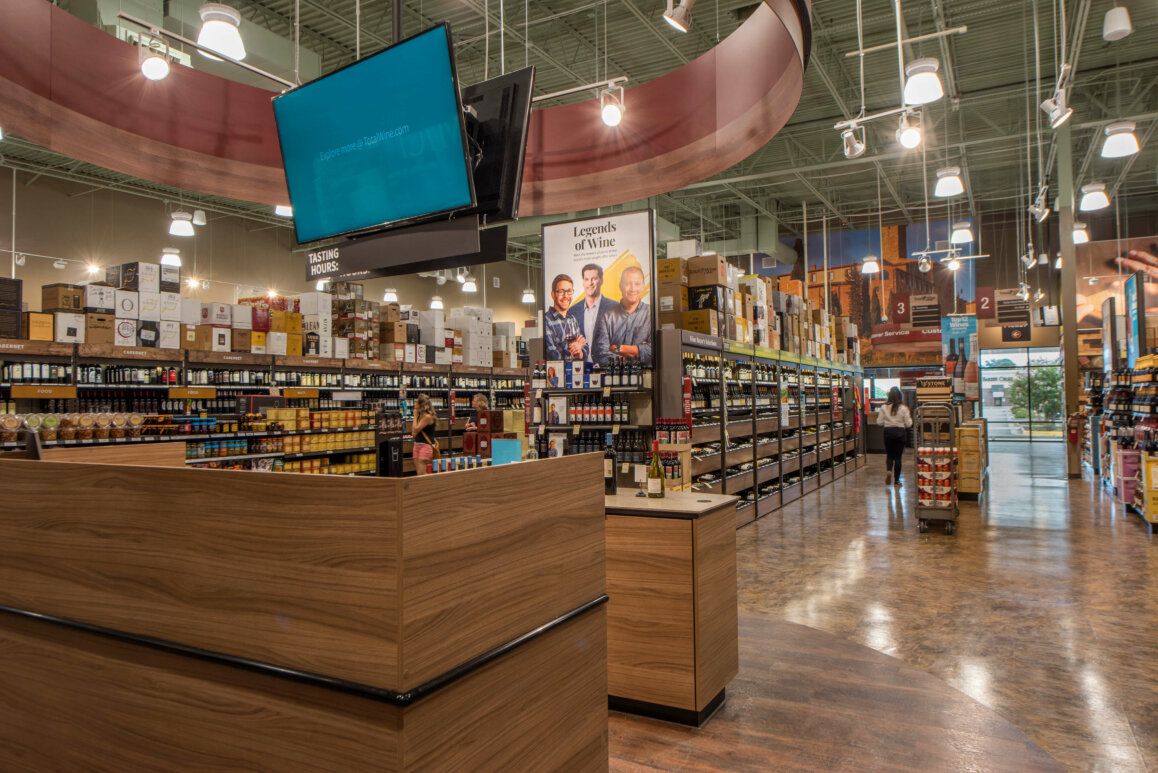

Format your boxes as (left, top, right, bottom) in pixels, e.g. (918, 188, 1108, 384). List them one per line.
(594, 266, 653, 368)
(544, 275, 588, 360)
(568, 263, 619, 364)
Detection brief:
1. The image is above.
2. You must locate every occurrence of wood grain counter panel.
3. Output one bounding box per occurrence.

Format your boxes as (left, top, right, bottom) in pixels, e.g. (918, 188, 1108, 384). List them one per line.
(0, 604, 608, 772)
(606, 515, 696, 710)
(399, 454, 606, 688)
(693, 505, 739, 711)
(0, 460, 401, 688)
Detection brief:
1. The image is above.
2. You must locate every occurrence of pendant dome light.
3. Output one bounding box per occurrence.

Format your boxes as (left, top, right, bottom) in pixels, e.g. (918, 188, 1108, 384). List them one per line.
(160, 247, 182, 267)
(934, 167, 964, 197)
(860, 255, 880, 275)
(462, 273, 478, 293)
(1079, 182, 1111, 212)
(1072, 222, 1090, 245)
(430, 296, 444, 310)
(169, 210, 195, 237)
(949, 222, 974, 245)
(521, 288, 536, 304)
(383, 288, 398, 303)
(1102, 5, 1133, 42)
(274, 205, 293, 217)
(197, 3, 246, 61)
(903, 58, 944, 105)
(1101, 121, 1139, 158)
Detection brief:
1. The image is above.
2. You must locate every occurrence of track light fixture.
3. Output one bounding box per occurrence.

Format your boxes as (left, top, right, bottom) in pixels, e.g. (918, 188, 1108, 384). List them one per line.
(896, 113, 921, 149)
(600, 87, 625, 127)
(1040, 88, 1073, 129)
(917, 257, 932, 273)
(903, 58, 944, 105)
(52, 260, 67, 270)
(1072, 222, 1089, 245)
(934, 167, 964, 198)
(139, 32, 171, 81)
(842, 126, 866, 159)
(383, 288, 398, 303)
(1079, 182, 1110, 212)
(169, 210, 195, 237)
(1033, 288, 1045, 303)
(1020, 247, 1037, 271)
(521, 288, 536, 304)
(860, 255, 880, 275)
(1055, 254, 1063, 269)
(662, 0, 695, 33)
(1101, 121, 1139, 158)
(1016, 283, 1030, 301)
(946, 257, 961, 271)
(1028, 187, 1051, 223)
(197, 3, 246, 61)
(186, 277, 201, 290)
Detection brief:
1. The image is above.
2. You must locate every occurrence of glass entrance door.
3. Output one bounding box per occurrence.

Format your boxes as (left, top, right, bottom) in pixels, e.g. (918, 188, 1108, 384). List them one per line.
(979, 348, 1065, 442)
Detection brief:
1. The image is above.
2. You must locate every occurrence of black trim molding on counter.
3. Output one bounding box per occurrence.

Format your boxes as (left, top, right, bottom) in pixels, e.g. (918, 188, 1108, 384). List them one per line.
(0, 595, 609, 707)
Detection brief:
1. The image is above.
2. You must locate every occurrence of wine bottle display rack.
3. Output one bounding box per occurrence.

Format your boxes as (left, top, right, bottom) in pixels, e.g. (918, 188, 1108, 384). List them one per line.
(657, 329, 864, 527)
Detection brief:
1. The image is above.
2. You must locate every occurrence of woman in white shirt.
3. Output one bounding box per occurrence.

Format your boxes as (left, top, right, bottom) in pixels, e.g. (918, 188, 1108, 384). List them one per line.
(876, 387, 913, 486)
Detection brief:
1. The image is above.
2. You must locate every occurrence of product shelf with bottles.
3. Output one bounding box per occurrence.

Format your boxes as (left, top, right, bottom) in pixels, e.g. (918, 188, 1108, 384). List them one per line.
(655, 329, 863, 527)
(0, 340, 527, 455)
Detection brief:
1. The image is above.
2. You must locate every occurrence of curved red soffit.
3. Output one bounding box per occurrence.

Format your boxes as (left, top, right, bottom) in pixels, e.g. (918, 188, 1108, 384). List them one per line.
(0, 0, 810, 218)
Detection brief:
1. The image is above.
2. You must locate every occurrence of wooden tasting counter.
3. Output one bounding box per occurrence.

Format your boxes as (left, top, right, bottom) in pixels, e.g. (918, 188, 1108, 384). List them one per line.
(604, 491, 739, 726)
(0, 454, 609, 772)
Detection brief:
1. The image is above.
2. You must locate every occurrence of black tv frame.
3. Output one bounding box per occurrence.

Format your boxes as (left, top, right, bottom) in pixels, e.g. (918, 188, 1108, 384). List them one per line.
(458, 66, 535, 225)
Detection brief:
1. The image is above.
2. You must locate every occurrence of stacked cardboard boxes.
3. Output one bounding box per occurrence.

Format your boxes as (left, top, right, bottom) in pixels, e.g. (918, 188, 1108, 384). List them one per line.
(0, 278, 22, 339)
(956, 419, 988, 495)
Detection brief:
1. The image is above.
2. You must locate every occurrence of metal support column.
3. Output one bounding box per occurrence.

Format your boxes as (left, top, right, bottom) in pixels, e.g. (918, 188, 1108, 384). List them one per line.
(1057, 121, 1080, 479)
(393, 0, 402, 43)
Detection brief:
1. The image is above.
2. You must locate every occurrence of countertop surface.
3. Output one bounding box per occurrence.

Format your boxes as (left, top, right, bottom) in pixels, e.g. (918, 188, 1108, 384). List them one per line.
(604, 491, 739, 518)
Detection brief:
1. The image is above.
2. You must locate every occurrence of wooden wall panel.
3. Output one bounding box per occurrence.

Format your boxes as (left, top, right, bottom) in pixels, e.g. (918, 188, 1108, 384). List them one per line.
(693, 506, 740, 711)
(0, 460, 402, 689)
(605, 515, 696, 710)
(398, 453, 606, 689)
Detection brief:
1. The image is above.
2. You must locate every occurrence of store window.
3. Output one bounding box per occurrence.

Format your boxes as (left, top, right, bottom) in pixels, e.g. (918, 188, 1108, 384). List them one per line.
(979, 347, 1064, 442)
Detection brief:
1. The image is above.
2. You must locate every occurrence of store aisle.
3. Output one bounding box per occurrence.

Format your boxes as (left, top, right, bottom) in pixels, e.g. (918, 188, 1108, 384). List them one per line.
(609, 444, 1158, 772)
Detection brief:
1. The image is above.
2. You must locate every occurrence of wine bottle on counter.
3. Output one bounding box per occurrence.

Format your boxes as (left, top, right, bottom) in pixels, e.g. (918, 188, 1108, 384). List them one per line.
(647, 439, 665, 498)
(604, 433, 618, 495)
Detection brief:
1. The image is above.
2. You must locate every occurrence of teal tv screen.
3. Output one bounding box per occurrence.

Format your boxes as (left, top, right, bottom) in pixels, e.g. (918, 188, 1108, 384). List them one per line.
(273, 24, 475, 244)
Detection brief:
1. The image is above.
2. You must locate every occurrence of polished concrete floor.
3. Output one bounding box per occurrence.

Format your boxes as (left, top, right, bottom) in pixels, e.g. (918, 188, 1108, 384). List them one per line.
(609, 442, 1158, 772)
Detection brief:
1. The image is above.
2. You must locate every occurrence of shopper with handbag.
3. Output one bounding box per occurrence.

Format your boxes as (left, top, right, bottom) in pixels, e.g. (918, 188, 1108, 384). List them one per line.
(411, 393, 439, 475)
(876, 387, 912, 487)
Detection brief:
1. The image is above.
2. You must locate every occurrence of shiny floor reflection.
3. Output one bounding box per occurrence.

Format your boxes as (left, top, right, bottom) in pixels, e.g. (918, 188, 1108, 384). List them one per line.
(609, 443, 1157, 772)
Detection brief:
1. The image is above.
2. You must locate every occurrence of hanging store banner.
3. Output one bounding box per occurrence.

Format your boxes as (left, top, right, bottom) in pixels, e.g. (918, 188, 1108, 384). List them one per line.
(541, 210, 655, 367)
(941, 314, 978, 403)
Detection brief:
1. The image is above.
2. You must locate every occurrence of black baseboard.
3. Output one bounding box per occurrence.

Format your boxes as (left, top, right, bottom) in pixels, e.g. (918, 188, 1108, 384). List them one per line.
(609, 688, 726, 727)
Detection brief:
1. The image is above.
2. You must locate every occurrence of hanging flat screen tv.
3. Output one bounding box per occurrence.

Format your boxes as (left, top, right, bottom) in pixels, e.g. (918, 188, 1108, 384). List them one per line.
(272, 23, 476, 245)
(459, 66, 535, 225)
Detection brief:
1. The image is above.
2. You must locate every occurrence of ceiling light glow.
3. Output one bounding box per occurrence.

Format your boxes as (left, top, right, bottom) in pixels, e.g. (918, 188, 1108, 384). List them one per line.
(1079, 182, 1110, 212)
(903, 58, 944, 105)
(897, 113, 921, 149)
(1101, 120, 1139, 158)
(934, 166, 964, 197)
(197, 3, 246, 61)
